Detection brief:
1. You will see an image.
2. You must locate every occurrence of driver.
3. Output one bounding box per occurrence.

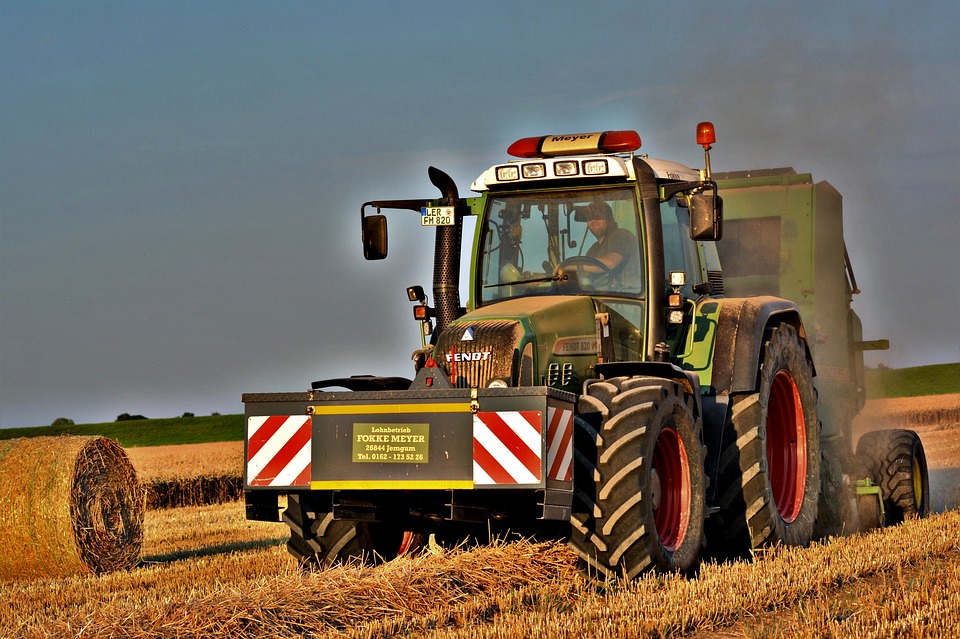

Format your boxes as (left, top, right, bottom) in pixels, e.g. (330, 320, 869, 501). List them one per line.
(579, 200, 639, 276)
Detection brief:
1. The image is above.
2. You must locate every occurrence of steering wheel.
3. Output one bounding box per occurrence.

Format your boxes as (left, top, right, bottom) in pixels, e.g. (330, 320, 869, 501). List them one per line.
(555, 256, 617, 288)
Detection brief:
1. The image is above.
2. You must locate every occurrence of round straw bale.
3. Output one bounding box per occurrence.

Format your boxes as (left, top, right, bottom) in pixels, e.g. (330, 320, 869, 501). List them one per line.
(0, 436, 144, 581)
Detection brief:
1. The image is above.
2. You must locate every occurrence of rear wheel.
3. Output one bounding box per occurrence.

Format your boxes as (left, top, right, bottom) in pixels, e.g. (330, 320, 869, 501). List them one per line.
(570, 376, 705, 580)
(856, 429, 929, 524)
(283, 494, 426, 567)
(708, 323, 821, 559)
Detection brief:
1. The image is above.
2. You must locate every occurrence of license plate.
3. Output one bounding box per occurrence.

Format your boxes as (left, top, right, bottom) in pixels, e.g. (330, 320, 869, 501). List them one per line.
(421, 206, 454, 226)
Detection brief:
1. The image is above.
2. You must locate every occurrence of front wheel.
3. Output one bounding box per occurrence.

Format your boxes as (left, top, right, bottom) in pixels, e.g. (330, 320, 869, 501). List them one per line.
(708, 323, 821, 559)
(283, 494, 426, 568)
(570, 376, 706, 580)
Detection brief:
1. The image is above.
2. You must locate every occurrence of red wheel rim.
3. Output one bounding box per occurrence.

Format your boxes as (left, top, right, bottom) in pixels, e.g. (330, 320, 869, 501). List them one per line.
(652, 426, 691, 551)
(397, 531, 425, 555)
(766, 370, 807, 523)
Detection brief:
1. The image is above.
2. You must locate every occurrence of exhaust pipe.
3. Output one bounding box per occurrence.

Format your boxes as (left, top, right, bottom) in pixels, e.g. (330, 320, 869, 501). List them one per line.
(428, 166, 463, 336)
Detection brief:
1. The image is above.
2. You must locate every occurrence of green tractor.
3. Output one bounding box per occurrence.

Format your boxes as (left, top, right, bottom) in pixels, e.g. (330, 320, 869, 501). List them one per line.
(243, 123, 928, 579)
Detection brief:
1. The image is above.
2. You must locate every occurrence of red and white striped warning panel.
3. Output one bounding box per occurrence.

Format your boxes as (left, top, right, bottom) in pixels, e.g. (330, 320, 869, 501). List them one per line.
(473, 410, 542, 485)
(546, 405, 574, 481)
(246, 415, 312, 487)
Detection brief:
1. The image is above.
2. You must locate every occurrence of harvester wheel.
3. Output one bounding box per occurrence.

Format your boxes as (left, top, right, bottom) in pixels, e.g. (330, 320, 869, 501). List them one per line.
(855, 429, 929, 523)
(708, 323, 821, 559)
(857, 491, 883, 531)
(283, 494, 426, 567)
(570, 376, 705, 580)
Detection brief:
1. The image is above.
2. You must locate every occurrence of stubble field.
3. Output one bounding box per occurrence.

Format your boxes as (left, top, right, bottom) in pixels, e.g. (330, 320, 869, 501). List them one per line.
(2, 394, 958, 638)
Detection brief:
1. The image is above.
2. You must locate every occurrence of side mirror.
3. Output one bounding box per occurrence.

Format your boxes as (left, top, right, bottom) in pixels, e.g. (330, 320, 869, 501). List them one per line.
(362, 214, 388, 260)
(689, 192, 723, 241)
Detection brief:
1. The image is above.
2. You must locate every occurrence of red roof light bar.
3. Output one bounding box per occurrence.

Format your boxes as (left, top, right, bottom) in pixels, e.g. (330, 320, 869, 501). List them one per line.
(506, 136, 543, 159)
(507, 130, 641, 158)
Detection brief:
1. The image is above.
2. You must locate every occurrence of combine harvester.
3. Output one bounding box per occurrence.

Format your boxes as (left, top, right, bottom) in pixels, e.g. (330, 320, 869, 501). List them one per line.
(242, 123, 928, 579)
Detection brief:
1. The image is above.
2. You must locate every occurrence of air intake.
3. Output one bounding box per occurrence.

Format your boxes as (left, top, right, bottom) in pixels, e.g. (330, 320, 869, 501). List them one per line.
(707, 270, 725, 296)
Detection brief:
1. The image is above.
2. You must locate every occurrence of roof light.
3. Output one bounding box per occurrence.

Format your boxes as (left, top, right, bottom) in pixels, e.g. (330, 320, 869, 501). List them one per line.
(583, 159, 608, 175)
(696, 121, 716, 148)
(495, 165, 520, 181)
(507, 130, 641, 158)
(554, 161, 579, 176)
(697, 121, 716, 179)
(521, 163, 546, 178)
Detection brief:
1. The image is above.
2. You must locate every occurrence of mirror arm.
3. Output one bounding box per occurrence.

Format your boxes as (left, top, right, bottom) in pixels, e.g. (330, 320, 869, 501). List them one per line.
(660, 179, 718, 202)
(361, 199, 431, 218)
(360, 199, 435, 256)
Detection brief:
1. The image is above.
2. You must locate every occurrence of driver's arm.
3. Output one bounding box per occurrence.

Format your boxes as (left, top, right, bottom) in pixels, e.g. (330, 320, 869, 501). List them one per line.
(555, 250, 623, 277)
(590, 250, 624, 271)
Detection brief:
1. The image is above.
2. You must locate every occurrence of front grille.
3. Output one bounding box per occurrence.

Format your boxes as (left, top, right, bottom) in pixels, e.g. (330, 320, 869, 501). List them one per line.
(433, 320, 524, 388)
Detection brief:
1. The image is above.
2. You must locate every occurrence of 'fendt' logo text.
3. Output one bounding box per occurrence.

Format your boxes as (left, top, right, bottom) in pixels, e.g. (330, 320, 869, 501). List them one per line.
(445, 351, 492, 363)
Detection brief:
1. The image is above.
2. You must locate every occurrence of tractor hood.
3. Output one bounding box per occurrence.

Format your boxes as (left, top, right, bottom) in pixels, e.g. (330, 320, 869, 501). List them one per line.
(432, 296, 600, 391)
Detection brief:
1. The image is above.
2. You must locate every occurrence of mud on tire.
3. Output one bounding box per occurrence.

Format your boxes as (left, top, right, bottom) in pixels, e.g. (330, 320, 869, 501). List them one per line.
(707, 323, 821, 559)
(570, 376, 706, 580)
(856, 428, 929, 524)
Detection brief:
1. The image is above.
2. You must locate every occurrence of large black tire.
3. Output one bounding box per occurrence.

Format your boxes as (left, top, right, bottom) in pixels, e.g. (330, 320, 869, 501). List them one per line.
(856, 429, 930, 523)
(708, 323, 821, 559)
(282, 494, 425, 568)
(570, 376, 706, 580)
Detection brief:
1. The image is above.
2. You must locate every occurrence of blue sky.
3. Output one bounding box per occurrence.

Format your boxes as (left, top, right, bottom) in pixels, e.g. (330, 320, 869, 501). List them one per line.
(2, 2, 958, 428)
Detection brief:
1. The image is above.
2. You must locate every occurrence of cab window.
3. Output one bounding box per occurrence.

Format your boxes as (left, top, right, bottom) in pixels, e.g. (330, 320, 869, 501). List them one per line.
(479, 187, 644, 304)
(660, 197, 700, 297)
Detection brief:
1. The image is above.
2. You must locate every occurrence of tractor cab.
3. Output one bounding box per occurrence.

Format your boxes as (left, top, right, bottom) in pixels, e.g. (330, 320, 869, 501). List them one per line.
(445, 127, 723, 391)
(360, 125, 723, 393)
(469, 129, 722, 309)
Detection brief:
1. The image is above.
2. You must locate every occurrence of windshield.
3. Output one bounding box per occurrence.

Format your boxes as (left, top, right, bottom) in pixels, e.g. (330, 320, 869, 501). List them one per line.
(478, 186, 643, 304)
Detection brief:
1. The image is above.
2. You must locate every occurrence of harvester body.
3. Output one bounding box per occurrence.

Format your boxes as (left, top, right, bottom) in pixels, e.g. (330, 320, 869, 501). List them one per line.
(716, 169, 867, 433)
(243, 126, 928, 577)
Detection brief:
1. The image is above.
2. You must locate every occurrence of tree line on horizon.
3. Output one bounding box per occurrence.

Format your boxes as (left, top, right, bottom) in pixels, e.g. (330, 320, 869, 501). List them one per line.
(49, 411, 221, 426)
